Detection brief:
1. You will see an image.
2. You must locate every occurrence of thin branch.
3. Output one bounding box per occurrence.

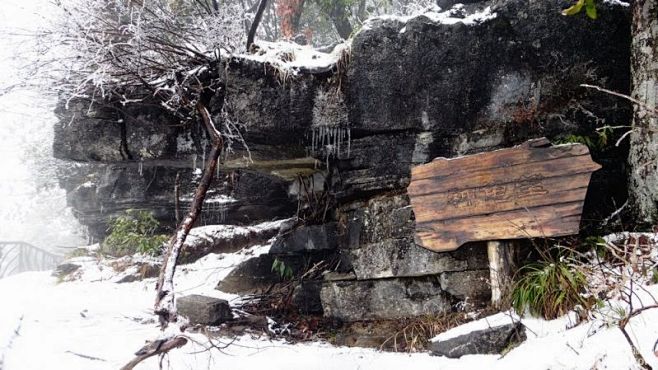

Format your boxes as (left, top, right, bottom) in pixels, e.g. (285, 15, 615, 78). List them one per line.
(581, 84, 658, 116)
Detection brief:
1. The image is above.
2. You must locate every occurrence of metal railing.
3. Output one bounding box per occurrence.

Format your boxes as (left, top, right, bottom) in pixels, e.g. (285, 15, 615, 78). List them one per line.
(0, 242, 64, 279)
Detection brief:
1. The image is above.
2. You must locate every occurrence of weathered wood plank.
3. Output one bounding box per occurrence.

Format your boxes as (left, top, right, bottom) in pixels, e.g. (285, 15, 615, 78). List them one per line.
(411, 138, 586, 180)
(411, 173, 591, 222)
(408, 154, 598, 196)
(488, 240, 518, 308)
(409, 138, 600, 252)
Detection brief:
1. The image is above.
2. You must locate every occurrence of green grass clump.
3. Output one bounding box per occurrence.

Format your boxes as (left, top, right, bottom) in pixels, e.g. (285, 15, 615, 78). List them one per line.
(511, 259, 589, 319)
(102, 209, 169, 257)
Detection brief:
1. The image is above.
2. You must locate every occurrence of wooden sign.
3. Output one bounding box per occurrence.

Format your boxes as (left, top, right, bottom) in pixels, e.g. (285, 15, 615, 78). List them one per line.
(408, 138, 601, 252)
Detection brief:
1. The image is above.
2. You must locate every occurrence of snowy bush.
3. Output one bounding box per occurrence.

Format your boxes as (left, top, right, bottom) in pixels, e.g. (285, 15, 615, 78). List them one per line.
(48, 0, 248, 106)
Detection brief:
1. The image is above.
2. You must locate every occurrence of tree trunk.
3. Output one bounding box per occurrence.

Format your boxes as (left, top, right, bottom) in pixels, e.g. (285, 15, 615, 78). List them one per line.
(290, 0, 306, 36)
(629, 0, 658, 225)
(247, 0, 270, 50)
(329, 2, 353, 40)
(276, 0, 306, 38)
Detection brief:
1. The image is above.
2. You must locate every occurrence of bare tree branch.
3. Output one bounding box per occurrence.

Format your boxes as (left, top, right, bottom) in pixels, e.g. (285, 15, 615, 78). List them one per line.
(154, 102, 224, 327)
(120, 336, 188, 370)
(580, 84, 658, 116)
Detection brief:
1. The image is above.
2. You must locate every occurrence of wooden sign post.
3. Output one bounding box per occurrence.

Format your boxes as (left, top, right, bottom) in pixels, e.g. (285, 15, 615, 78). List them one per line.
(407, 138, 601, 305)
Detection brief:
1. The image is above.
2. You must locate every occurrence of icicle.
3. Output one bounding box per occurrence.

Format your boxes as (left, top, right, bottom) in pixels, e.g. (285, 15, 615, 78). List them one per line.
(202, 145, 206, 170)
(313, 127, 320, 154)
(337, 128, 341, 158)
(220, 207, 227, 224)
(311, 128, 316, 155)
(138, 160, 143, 176)
(339, 127, 345, 158)
(329, 126, 333, 152)
(321, 126, 326, 149)
(192, 154, 197, 170)
(333, 127, 338, 157)
(329, 127, 332, 155)
(347, 128, 351, 157)
(329, 127, 334, 157)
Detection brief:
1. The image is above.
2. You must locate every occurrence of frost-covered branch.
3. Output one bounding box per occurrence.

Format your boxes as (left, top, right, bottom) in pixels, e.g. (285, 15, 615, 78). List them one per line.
(43, 0, 248, 106)
(154, 102, 224, 327)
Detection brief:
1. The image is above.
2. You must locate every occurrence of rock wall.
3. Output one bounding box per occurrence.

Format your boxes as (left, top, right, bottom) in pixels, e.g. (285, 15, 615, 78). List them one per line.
(53, 0, 632, 321)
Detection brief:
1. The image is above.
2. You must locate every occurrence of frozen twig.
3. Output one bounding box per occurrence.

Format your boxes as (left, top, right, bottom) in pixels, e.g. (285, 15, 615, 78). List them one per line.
(581, 84, 658, 116)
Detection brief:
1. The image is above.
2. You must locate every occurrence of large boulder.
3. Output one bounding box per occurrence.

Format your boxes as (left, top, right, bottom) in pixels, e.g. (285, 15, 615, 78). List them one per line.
(337, 194, 489, 279)
(348, 0, 630, 139)
(320, 277, 452, 321)
(270, 223, 340, 254)
(57, 162, 297, 240)
(177, 295, 233, 325)
(430, 313, 526, 358)
(53, 99, 125, 162)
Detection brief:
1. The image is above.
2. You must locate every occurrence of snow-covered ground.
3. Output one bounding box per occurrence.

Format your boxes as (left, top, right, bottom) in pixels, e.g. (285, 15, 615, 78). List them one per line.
(1, 240, 658, 370)
(0, 244, 446, 370)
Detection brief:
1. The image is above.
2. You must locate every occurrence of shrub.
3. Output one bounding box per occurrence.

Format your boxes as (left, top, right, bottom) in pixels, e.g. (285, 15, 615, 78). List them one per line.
(102, 210, 169, 257)
(271, 257, 293, 280)
(511, 257, 589, 319)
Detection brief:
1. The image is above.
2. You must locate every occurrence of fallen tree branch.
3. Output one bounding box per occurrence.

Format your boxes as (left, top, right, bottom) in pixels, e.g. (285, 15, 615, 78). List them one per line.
(617, 297, 658, 369)
(120, 336, 188, 370)
(155, 102, 224, 328)
(619, 326, 653, 370)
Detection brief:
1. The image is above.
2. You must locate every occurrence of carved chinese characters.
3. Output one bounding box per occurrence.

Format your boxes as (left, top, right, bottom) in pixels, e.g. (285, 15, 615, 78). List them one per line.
(408, 138, 601, 252)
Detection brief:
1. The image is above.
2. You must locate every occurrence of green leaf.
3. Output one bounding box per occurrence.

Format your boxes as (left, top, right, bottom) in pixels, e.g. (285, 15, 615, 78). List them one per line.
(585, 0, 597, 19)
(562, 0, 586, 16)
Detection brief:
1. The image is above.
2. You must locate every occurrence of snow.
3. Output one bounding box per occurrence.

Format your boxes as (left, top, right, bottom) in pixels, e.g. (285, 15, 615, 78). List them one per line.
(3, 237, 658, 370)
(431, 311, 520, 342)
(427, 293, 658, 370)
(429, 279, 658, 369)
(0, 244, 448, 370)
(603, 0, 630, 7)
(78, 181, 95, 189)
(174, 242, 272, 303)
(238, 41, 349, 75)
(180, 194, 236, 204)
(184, 219, 289, 250)
(366, 3, 497, 29)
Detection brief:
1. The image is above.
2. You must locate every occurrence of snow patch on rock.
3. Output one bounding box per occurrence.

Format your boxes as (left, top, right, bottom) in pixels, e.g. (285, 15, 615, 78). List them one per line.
(367, 3, 497, 29)
(431, 311, 520, 343)
(238, 41, 349, 75)
(603, 0, 630, 7)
